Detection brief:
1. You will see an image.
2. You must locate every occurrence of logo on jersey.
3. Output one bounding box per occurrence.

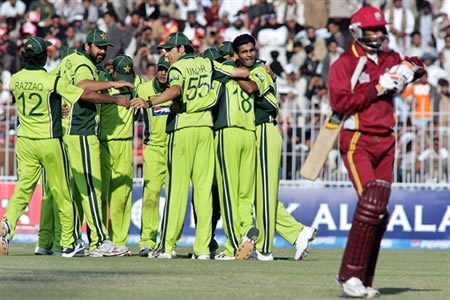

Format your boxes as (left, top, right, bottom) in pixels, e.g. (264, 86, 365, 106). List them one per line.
(255, 73, 265, 82)
(169, 75, 179, 83)
(358, 72, 370, 84)
(152, 105, 170, 116)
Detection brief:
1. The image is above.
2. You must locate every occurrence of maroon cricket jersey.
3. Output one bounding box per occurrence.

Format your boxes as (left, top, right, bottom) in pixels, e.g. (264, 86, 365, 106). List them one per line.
(328, 43, 423, 135)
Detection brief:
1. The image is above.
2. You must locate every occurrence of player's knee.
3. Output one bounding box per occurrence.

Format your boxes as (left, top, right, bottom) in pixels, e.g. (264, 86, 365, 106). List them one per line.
(354, 180, 391, 225)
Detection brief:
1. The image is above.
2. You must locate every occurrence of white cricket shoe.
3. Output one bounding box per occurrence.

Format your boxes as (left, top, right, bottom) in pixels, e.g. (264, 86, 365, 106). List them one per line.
(90, 240, 128, 257)
(255, 250, 274, 261)
(192, 254, 210, 260)
(0, 220, 9, 237)
(366, 287, 381, 298)
(156, 252, 173, 259)
(62, 240, 85, 258)
(214, 252, 235, 260)
(337, 277, 368, 298)
(34, 246, 53, 255)
(294, 226, 317, 260)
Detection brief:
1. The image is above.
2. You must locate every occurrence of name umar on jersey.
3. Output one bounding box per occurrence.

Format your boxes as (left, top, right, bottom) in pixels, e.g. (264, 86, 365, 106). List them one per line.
(14, 81, 44, 91)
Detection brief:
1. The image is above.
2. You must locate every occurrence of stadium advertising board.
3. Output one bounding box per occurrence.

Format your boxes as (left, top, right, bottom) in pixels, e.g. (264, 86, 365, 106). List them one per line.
(2, 182, 449, 249)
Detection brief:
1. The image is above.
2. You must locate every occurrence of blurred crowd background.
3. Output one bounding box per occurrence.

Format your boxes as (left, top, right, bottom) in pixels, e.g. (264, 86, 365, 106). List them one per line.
(0, 0, 449, 185)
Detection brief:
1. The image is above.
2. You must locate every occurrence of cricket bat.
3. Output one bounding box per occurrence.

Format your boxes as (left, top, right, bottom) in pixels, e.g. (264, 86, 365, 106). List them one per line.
(300, 56, 367, 180)
(300, 112, 344, 180)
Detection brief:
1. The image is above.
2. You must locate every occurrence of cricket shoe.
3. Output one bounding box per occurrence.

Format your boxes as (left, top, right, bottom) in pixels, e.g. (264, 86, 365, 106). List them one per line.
(0, 220, 10, 237)
(214, 252, 235, 260)
(139, 246, 152, 257)
(366, 287, 381, 298)
(294, 226, 317, 260)
(156, 252, 173, 259)
(90, 240, 128, 257)
(192, 254, 210, 260)
(336, 276, 368, 298)
(34, 246, 53, 255)
(255, 249, 274, 261)
(235, 227, 259, 260)
(0, 236, 8, 256)
(62, 240, 86, 258)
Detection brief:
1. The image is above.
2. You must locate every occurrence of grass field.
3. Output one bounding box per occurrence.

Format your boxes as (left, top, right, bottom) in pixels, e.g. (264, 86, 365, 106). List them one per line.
(0, 244, 449, 300)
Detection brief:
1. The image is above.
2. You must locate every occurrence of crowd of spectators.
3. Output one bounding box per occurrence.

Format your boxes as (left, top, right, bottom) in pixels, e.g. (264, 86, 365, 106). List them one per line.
(0, 0, 449, 183)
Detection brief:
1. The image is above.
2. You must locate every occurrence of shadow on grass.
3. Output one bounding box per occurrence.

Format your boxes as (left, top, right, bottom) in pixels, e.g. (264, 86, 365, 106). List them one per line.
(379, 287, 442, 295)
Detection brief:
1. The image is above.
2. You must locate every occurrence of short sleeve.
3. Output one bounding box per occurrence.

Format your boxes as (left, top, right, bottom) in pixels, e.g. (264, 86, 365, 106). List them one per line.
(250, 66, 275, 97)
(73, 64, 96, 85)
(168, 66, 184, 88)
(56, 76, 84, 105)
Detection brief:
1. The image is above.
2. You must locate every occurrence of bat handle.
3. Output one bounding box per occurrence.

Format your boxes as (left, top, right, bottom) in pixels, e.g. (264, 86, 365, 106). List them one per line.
(326, 112, 343, 129)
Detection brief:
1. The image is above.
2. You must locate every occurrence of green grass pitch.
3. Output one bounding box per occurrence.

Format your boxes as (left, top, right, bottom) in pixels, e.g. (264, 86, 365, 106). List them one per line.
(0, 244, 449, 300)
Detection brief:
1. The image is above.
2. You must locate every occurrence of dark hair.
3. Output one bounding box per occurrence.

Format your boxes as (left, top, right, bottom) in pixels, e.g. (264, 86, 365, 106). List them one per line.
(438, 78, 449, 87)
(410, 30, 420, 37)
(233, 34, 256, 53)
(23, 51, 47, 67)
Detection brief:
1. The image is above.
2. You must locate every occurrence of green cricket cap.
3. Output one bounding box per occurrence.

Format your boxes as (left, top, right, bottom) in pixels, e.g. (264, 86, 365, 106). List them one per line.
(24, 37, 52, 57)
(112, 55, 134, 83)
(86, 29, 113, 47)
(200, 47, 222, 61)
(157, 32, 191, 49)
(218, 41, 234, 56)
(157, 55, 170, 69)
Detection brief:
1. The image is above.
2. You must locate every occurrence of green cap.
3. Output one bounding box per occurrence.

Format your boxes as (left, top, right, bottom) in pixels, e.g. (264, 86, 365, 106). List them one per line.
(218, 41, 234, 56)
(86, 29, 113, 47)
(157, 55, 170, 69)
(157, 32, 191, 49)
(200, 47, 222, 61)
(60, 47, 77, 59)
(112, 55, 134, 83)
(24, 37, 52, 58)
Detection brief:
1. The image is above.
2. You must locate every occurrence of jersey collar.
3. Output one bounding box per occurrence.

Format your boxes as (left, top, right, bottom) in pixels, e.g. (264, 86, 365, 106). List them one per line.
(24, 65, 47, 71)
(153, 78, 164, 93)
(76, 49, 95, 63)
(179, 53, 195, 60)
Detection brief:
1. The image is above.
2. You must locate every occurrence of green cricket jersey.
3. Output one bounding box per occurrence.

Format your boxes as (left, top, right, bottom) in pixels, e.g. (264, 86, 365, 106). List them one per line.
(10, 65, 84, 139)
(213, 60, 255, 131)
(99, 75, 143, 140)
(249, 63, 278, 125)
(57, 50, 99, 136)
(138, 78, 170, 146)
(165, 53, 233, 132)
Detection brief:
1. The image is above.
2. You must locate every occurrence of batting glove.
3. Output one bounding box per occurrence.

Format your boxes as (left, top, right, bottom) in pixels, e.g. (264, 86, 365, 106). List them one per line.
(377, 72, 403, 95)
(389, 61, 415, 84)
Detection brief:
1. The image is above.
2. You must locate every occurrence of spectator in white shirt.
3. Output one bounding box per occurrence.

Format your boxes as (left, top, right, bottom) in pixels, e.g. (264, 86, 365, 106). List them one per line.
(0, 0, 26, 21)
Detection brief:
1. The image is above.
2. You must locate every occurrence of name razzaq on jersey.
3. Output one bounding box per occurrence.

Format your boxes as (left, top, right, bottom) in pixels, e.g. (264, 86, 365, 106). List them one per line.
(14, 81, 44, 91)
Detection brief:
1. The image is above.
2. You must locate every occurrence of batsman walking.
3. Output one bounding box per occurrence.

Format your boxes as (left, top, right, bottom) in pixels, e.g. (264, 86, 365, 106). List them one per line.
(329, 6, 424, 298)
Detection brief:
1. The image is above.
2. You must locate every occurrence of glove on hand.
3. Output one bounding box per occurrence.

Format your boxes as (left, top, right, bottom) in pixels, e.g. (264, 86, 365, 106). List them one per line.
(378, 72, 403, 94)
(389, 61, 415, 84)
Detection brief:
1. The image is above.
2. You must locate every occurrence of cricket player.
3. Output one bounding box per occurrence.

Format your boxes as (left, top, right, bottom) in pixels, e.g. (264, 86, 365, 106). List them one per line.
(136, 55, 170, 257)
(330, 6, 423, 297)
(130, 32, 250, 259)
(99, 55, 143, 253)
(232, 34, 317, 261)
(0, 37, 129, 257)
(57, 29, 134, 257)
(197, 47, 259, 261)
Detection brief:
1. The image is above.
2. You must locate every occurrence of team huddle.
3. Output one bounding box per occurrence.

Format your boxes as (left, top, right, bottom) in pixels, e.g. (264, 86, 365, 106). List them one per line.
(0, 29, 316, 261)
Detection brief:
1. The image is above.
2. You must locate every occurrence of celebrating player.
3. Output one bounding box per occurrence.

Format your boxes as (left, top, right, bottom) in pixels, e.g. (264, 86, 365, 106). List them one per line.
(130, 32, 250, 259)
(329, 6, 423, 298)
(233, 34, 317, 261)
(0, 37, 129, 257)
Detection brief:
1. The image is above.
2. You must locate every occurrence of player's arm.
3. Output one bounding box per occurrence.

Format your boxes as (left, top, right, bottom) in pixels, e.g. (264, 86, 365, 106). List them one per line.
(237, 79, 258, 94)
(328, 58, 378, 115)
(213, 60, 249, 79)
(77, 79, 135, 91)
(57, 76, 130, 108)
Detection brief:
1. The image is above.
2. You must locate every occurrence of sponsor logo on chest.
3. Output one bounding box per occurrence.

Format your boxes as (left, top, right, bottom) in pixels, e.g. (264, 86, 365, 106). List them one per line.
(358, 72, 371, 84)
(152, 105, 170, 116)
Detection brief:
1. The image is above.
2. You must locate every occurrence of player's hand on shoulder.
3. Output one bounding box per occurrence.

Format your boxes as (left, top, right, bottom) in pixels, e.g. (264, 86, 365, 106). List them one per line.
(115, 96, 131, 108)
(130, 97, 149, 109)
(113, 80, 135, 90)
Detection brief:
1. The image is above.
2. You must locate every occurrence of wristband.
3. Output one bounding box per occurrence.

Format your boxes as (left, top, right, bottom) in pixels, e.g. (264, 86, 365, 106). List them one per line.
(147, 99, 153, 108)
